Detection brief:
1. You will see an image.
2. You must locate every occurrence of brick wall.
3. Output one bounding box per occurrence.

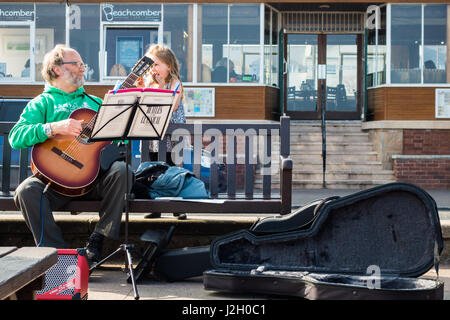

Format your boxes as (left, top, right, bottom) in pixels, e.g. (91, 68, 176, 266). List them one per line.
(393, 129, 450, 189)
(394, 156, 450, 189)
(403, 130, 450, 155)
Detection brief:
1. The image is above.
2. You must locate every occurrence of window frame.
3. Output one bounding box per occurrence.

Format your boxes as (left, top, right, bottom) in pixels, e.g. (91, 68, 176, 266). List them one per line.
(369, 3, 450, 88)
(0, 18, 35, 83)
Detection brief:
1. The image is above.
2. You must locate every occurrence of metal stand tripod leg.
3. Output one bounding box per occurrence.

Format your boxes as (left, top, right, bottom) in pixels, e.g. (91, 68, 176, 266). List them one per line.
(89, 142, 139, 300)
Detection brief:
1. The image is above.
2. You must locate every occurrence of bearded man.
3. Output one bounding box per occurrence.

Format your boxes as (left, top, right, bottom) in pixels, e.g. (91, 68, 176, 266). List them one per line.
(9, 44, 131, 266)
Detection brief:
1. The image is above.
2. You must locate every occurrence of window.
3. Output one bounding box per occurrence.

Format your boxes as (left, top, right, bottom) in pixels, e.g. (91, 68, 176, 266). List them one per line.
(69, 4, 100, 82)
(0, 26, 31, 80)
(101, 3, 161, 80)
(36, 3, 66, 82)
(424, 4, 447, 84)
(0, 3, 273, 86)
(163, 4, 193, 82)
(198, 3, 261, 84)
(199, 4, 227, 83)
(0, 3, 35, 81)
(264, 6, 271, 85)
(367, 5, 386, 87)
(271, 8, 279, 87)
(229, 4, 260, 83)
(377, 6, 386, 85)
(264, 5, 279, 86)
(390, 4, 421, 84)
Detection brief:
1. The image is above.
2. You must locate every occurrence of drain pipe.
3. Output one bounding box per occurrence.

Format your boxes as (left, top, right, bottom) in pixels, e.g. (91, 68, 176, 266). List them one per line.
(318, 64, 327, 188)
(321, 82, 326, 188)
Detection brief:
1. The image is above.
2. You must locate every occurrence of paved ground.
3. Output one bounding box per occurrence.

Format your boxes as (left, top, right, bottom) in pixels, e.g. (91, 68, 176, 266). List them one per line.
(290, 188, 450, 210)
(2, 187, 447, 302)
(87, 263, 450, 300)
(84, 188, 450, 301)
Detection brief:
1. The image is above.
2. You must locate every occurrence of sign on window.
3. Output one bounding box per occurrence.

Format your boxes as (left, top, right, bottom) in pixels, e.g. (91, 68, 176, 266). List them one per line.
(184, 88, 215, 117)
(436, 89, 450, 118)
(101, 4, 161, 22)
(0, 4, 34, 22)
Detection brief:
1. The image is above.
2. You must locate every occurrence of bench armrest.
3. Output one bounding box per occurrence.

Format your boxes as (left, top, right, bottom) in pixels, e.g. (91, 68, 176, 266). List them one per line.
(279, 155, 293, 215)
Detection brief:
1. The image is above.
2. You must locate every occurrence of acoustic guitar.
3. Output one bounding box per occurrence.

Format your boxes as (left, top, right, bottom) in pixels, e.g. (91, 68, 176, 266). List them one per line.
(31, 56, 154, 196)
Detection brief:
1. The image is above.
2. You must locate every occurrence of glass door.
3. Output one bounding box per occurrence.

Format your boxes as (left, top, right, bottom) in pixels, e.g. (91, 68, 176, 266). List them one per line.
(286, 34, 318, 118)
(285, 33, 361, 120)
(325, 34, 359, 117)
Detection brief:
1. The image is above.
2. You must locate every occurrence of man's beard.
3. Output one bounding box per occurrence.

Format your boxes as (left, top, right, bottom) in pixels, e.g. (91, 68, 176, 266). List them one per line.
(62, 68, 84, 88)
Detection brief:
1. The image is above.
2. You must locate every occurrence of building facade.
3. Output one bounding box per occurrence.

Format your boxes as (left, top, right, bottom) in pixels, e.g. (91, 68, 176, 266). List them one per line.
(1, 1, 449, 188)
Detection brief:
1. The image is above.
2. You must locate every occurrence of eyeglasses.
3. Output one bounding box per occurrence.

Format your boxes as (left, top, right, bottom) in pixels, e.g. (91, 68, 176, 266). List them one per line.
(62, 61, 86, 69)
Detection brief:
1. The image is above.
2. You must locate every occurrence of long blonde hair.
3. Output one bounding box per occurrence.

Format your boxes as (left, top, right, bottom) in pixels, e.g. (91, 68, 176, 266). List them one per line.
(146, 44, 182, 90)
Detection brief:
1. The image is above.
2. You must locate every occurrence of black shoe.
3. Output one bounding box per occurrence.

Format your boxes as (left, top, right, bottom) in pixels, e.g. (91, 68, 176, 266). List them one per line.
(173, 213, 187, 220)
(85, 232, 104, 263)
(144, 212, 161, 219)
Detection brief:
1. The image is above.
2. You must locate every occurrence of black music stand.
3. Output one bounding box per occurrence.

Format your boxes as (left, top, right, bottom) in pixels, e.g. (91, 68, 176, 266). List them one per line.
(87, 89, 178, 300)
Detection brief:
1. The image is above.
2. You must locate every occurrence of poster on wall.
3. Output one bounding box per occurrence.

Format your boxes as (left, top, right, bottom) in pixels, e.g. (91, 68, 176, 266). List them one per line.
(436, 89, 450, 118)
(116, 36, 143, 73)
(184, 88, 215, 117)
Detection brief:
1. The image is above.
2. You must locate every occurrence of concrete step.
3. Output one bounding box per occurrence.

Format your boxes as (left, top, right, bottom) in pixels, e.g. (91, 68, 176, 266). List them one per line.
(291, 179, 396, 189)
(290, 132, 370, 143)
(255, 179, 397, 190)
(293, 152, 378, 162)
(289, 142, 374, 153)
(290, 122, 364, 134)
(255, 170, 395, 189)
(282, 121, 393, 190)
(290, 162, 385, 171)
(292, 170, 395, 181)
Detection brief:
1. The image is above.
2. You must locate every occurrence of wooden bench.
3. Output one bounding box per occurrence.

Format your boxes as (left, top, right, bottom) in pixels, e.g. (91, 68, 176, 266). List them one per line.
(0, 246, 57, 300)
(0, 106, 292, 216)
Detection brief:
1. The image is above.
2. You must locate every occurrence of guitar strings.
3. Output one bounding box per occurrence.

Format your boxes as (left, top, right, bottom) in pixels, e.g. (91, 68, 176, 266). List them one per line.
(65, 115, 96, 155)
(62, 114, 97, 159)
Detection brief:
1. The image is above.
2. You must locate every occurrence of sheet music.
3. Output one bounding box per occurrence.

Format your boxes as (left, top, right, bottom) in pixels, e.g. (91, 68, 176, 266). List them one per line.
(91, 92, 139, 139)
(127, 91, 177, 138)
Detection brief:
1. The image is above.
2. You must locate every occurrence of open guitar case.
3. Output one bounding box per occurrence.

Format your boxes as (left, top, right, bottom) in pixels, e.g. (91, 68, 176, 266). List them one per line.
(203, 182, 445, 299)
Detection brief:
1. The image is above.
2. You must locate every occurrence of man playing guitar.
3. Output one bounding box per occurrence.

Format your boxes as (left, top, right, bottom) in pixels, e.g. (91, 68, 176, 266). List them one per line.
(9, 44, 131, 266)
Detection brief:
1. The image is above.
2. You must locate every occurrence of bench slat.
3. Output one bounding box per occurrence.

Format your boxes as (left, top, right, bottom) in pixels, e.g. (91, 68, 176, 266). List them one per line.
(0, 247, 57, 300)
(141, 140, 150, 162)
(0, 247, 17, 258)
(129, 199, 282, 213)
(158, 138, 167, 162)
(245, 135, 254, 199)
(2, 135, 11, 195)
(193, 133, 201, 178)
(19, 148, 29, 184)
(209, 162, 218, 198)
(226, 135, 236, 198)
(280, 116, 290, 158)
(263, 133, 272, 199)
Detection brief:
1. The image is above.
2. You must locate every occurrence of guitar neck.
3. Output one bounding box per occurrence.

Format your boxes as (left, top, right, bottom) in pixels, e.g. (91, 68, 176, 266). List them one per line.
(120, 73, 139, 90)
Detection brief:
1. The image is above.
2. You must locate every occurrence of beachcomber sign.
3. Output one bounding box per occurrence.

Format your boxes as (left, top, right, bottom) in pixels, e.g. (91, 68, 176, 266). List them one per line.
(0, 4, 34, 21)
(101, 4, 161, 22)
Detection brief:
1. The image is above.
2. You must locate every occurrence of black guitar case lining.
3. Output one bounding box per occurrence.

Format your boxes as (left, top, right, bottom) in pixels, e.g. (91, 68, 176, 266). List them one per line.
(203, 183, 444, 299)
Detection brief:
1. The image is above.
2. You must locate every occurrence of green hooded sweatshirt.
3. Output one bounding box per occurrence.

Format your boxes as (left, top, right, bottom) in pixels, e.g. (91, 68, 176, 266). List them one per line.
(9, 84, 102, 150)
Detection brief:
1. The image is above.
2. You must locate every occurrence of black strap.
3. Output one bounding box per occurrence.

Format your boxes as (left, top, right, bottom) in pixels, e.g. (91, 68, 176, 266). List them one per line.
(83, 91, 102, 106)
